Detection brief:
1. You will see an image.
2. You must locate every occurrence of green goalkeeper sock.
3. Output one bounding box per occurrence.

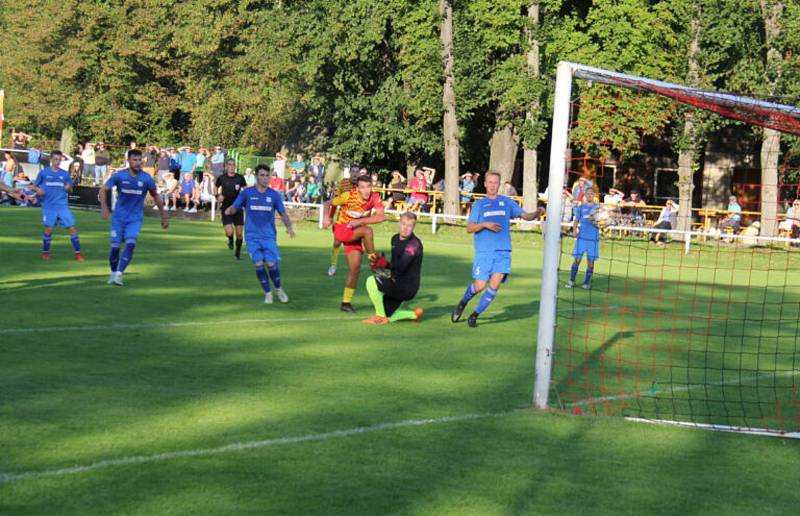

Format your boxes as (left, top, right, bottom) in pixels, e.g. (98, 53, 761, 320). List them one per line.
(389, 310, 417, 323)
(365, 276, 386, 317)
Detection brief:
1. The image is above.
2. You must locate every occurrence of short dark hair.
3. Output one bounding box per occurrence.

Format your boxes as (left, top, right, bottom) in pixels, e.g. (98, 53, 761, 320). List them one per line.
(356, 174, 372, 185)
(255, 164, 270, 175)
(50, 150, 63, 158)
(400, 211, 417, 222)
(128, 149, 143, 158)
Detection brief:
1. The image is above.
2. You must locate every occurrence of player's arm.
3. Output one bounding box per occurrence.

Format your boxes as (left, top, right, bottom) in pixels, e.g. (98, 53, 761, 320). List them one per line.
(323, 190, 349, 227)
(149, 187, 169, 229)
(348, 200, 385, 228)
(99, 175, 116, 220)
(64, 174, 74, 194)
(391, 239, 421, 274)
(225, 190, 246, 215)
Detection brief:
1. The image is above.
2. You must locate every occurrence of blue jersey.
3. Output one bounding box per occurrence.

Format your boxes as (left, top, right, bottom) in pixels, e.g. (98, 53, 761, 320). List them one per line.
(34, 167, 72, 209)
(468, 195, 524, 252)
(232, 186, 286, 240)
(105, 169, 157, 222)
(575, 203, 600, 242)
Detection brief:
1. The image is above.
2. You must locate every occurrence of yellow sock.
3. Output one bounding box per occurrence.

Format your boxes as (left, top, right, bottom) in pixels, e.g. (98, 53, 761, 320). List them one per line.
(331, 245, 341, 266)
(343, 287, 355, 303)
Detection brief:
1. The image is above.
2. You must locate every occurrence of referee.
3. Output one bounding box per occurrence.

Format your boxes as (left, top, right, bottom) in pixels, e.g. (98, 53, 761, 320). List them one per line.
(363, 212, 424, 324)
(215, 159, 248, 259)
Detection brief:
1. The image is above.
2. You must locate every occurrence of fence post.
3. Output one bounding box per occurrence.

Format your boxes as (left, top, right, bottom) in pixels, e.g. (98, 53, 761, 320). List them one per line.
(318, 204, 324, 229)
(432, 213, 438, 234)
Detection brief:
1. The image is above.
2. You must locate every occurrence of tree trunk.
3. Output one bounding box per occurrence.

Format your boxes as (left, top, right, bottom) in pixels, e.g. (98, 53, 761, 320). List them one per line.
(440, 0, 460, 216)
(522, 3, 540, 212)
(676, 3, 702, 236)
(759, 0, 783, 237)
(488, 121, 519, 184)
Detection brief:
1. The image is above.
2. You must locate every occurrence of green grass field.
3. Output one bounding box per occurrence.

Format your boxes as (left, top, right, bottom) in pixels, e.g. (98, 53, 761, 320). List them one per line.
(2, 206, 800, 514)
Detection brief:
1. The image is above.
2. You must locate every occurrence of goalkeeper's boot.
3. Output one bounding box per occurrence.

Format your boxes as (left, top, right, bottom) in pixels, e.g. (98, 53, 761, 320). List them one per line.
(467, 312, 479, 328)
(362, 315, 389, 324)
(451, 300, 467, 323)
(414, 307, 424, 321)
(41, 251, 50, 260)
(276, 288, 289, 304)
(264, 292, 274, 304)
(340, 302, 356, 313)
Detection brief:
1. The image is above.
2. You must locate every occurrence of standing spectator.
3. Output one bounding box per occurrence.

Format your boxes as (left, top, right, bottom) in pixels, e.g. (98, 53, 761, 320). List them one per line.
(291, 153, 306, 176)
(11, 128, 32, 149)
(3, 151, 18, 185)
(69, 161, 83, 185)
(198, 172, 216, 209)
(168, 147, 182, 175)
(651, 199, 679, 245)
(271, 152, 287, 179)
(210, 146, 226, 177)
(124, 141, 138, 164)
(181, 172, 197, 212)
(309, 155, 325, 180)
(571, 176, 593, 204)
(142, 145, 158, 177)
(460, 172, 476, 203)
(305, 174, 321, 203)
(719, 195, 742, 233)
(81, 143, 96, 183)
(157, 148, 170, 181)
(179, 146, 196, 177)
(195, 148, 209, 181)
(94, 143, 111, 186)
(244, 167, 256, 186)
(269, 170, 285, 194)
(27, 146, 43, 168)
(407, 168, 429, 212)
(561, 188, 574, 223)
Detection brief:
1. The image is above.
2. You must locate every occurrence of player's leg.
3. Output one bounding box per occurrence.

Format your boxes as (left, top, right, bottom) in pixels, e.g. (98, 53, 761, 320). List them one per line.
(234, 223, 244, 259)
(583, 259, 595, 288)
(264, 241, 288, 303)
(66, 225, 84, 261)
(41, 225, 54, 259)
(568, 257, 582, 288)
(115, 220, 143, 284)
(452, 251, 492, 322)
(341, 249, 362, 312)
(350, 226, 376, 258)
(466, 252, 511, 328)
(107, 220, 123, 283)
(328, 240, 342, 276)
(363, 275, 389, 323)
(223, 222, 234, 249)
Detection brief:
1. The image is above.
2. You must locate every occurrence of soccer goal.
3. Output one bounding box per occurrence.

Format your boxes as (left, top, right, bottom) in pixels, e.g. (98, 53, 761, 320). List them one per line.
(535, 62, 800, 437)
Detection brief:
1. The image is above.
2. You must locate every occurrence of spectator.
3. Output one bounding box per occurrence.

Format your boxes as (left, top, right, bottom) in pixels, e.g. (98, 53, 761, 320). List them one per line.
(179, 146, 196, 177)
(571, 176, 594, 205)
(198, 172, 215, 209)
(624, 190, 646, 226)
(168, 147, 182, 175)
(94, 143, 111, 186)
(407, 168, 429, 212)
(293, 176, 306, 203)
(460, 172, 476, 203)
(305, 173, 321, 203)
(269, 170, 285, 193)
(3, 151, 18, 185)
(501, 181, 518, 197)
(309, 155, 325, 180)
(244, 167, 256, 186)
(81, 143, 96, 182)
(285, 171, 300, 201)
(195, 148, 209, 181)
(142, 145, 158, 177)
(157, 172, 179, 211)
(779, 199, 800, 239)
(27, 146, 42, 167)
(561, 188, 574, 223)
(70, 161, 83, 185)
(651, 199, 679, 245)
(157, 148, 170, 181)
(13, 171, 33, 206)
(719, 195, 742, 233)
(210, 146, 226, 177)
(603, 187, 625, 225)
(291, 153, 306, 176)
(181, 172, 197, 212)
(11, 128, 32, 149)
(271, 152, 287, 179)
(124, 141, 138, 162)
(384, 170, 406, 210)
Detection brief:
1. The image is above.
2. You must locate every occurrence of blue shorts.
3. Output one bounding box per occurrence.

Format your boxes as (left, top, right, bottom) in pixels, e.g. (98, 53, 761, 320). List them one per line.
(472, 251, 511, 282)
(42, 207, 76, 228)
(572, 238, 599, 262)
(247, 237, 280, 265)
(110, 218, 143, 245)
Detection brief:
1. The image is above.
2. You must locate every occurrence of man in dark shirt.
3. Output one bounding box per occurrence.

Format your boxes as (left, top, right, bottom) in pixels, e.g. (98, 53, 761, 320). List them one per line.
(363, 212, 424, 324)
(214, 159, 248, 259)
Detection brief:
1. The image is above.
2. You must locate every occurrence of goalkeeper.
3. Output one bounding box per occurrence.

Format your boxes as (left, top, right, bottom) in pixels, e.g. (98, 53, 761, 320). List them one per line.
(362, 212, 424, 324)
(566, 188, 600, 289)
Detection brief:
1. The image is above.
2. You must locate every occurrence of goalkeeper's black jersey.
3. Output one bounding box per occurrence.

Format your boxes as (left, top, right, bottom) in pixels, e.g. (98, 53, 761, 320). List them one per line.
(390, 233, 423, 296)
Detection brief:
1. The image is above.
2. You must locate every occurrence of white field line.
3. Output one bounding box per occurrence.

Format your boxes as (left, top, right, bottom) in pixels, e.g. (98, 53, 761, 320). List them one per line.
(0, 304, 612, 335)
(565, 370, 799, 407)
(0, 410, 523, 485)
(624, 417, 800, 439)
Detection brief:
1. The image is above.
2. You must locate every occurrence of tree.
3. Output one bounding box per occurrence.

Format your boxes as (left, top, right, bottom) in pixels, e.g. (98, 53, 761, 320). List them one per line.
(440, 0, 461, 215)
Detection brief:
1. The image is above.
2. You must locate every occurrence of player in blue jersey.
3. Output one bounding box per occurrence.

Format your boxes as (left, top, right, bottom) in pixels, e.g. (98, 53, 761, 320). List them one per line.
(225, 164, 296, 304)
(566, 188, 600, 289)
(29, 151, 84, 261)
(451, 171, 543, 328)
(99, 149, 169, 286)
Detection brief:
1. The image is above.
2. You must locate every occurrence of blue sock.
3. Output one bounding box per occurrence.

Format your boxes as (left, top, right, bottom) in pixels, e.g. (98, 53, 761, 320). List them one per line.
(256, 265, 271, 293)
(461, 283, 478, 305)
(118, 242, 136, 273)
(109, 246, 120, 271)
(70, 234, 81, 253)
(570, 262, 579, 282)
(584, 266, 594, 286)
(268, 264, 282, 289)
(42, 233, 52, 252)
(475, 287, 497, 315)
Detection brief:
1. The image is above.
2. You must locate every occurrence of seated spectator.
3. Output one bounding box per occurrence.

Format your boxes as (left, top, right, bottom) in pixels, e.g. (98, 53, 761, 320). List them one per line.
(779, 199, 800, 239)
(384, 170, 406, 210)
(719, 195, 742, 233)
(158, 172, 179, 211)
(624, 190, 646, 225)
(305, 174, 321, 203)
(603, 187, 625, 225)
(460, 172, 476, 203)
(407, 168, 429, 212)
(285, 171, 300, 200)
(292, 177, 306, 203)
(198, 172, 216, 209)
(269, 170, 285, 193)
(181, 172, 197, 212)
(651, 199, 679, 245)
(244, 168, 256, 186)
(501, 181, 518, 197)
